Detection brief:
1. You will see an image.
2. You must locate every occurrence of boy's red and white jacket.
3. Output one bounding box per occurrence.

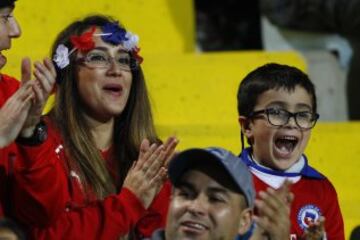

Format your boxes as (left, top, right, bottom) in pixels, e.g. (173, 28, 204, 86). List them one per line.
(240, 147, 345, 240)
(20, 116, 171, 240)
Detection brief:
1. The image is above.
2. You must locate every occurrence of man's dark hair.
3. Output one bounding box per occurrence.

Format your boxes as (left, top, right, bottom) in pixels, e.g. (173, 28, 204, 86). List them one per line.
(0, 0, 16, 8)
(0, 218, 25, 240)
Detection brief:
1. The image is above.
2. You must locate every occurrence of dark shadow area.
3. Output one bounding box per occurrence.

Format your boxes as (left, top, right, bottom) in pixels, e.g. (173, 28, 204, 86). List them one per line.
(350, 225, 360, 240)
(195, 0, 263, 51)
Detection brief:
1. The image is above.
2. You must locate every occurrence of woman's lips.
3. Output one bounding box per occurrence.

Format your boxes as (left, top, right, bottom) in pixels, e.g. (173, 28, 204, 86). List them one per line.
(103, 84, 123, 97)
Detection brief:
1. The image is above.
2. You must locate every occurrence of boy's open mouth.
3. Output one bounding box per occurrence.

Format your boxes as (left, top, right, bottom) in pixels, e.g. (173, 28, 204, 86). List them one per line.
(274, 135, 299, 156)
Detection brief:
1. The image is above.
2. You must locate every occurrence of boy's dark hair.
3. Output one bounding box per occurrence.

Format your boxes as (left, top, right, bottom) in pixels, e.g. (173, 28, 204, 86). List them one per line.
(0, 218, 25, 240)
(0, 0, 16, 8)
(237, 63, 317, 149)
(350, 226, 360, 240)
(237, 63, 317, 116)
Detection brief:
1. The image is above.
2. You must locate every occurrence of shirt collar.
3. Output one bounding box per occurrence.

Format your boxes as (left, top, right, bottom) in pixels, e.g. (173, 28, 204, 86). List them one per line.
(240, 147, 324, 179)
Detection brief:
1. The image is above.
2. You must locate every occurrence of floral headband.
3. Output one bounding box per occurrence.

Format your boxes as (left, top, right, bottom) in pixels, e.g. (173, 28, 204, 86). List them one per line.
(53, 22, 143, 69)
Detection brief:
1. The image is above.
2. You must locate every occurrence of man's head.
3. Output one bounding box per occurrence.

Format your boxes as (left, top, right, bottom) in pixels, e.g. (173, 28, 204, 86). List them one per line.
(237, 63, 319, 170)
(0, 0, 21, 69)
(166, 147, 255, 240)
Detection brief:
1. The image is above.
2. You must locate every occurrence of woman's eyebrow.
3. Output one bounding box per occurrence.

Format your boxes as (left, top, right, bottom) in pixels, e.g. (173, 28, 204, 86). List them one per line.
(92, 47, 129, 54)
(91, 46, 108, 52)
(117, 49, 130, 55)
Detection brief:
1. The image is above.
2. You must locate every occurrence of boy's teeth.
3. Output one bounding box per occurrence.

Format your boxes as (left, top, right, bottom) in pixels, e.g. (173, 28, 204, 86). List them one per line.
(275, 137, 298, 154)
(281, 135, 296, 140)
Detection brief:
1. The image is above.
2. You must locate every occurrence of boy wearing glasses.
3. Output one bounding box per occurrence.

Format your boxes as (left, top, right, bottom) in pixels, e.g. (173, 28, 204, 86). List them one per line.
(237, 63, 344, 239)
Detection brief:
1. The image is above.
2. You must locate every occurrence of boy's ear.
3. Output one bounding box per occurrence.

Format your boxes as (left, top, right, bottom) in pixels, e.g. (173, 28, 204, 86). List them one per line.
(238, 116, 252, 137)
(238, 208, 253, 235)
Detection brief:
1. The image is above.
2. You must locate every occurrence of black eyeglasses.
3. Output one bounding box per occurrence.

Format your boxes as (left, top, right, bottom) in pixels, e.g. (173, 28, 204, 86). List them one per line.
(249, 108, 319, 130)
(0, 14, 14, 24)
(77, 50, 139, 71)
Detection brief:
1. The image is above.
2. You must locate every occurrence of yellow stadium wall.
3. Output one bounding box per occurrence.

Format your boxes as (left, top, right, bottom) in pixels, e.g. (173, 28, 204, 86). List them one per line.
(3, 0, 195, 78)
(1, 0, 359, 238)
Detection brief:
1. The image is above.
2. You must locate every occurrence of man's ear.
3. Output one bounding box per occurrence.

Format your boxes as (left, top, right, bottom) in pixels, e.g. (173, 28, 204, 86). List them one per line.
(238, 208, 253, 235)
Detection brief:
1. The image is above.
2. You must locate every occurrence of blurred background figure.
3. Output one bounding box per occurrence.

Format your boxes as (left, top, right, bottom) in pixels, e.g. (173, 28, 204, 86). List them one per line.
(194, 0, 360, 120)
(350, 226, 360, 240)
(195, 0, 262, 51)
(0, 218, 25, 240)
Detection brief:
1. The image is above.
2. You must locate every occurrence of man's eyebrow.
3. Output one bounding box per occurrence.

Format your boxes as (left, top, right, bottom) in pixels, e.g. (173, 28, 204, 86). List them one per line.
(176, 181, 194, 190)
(208, 186, 231, 196)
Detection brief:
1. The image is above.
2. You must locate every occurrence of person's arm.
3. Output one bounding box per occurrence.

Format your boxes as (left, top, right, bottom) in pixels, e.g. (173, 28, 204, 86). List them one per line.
(8, 58, 59, 225)
(12, 132, 148, 230)
(27, 139, 175, 239)
(11, 132, 69, 226)
(135, 180, 172, 238)
(29, 188, 147, 240)
(14, 137, 175, 238)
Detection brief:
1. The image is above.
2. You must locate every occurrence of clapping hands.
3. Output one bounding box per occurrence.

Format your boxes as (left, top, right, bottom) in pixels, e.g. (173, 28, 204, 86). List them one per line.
(0, 57, 56, 147)
(251, 180, 294, 240)
(20, 57, 56, 137)
(123, 137, 178, 208)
